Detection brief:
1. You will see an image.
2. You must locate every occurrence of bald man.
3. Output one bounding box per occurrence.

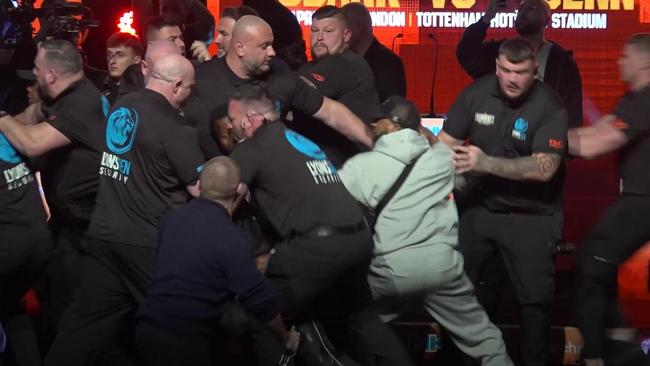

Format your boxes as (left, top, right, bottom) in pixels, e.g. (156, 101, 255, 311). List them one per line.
(116, 39, 182, 101)
(137, 156, 299, 366)
(185, 15, 373, 159)
(341, 2, 406, 102)
(44, 54, 205, 366)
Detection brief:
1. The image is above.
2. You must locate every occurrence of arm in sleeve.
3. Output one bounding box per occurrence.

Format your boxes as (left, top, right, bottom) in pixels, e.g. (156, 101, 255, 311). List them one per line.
(455, 21, 500, 79)
(184, 0, 215, 44)
(440, 88, 472, 146)
(339, 156, 372, 207)
(219, 231, 280, 324)
(230, 141, 260, 186)
(163, 126, 205, 186)
(568, 115, 627, 159)
(0, 115, 70, 157)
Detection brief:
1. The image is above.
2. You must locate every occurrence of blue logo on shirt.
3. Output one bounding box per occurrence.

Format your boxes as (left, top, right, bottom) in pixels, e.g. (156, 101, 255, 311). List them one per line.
(512, 118, 528, 141)
(106, 107, 139, 154)
(284, 129, 327, 160)
(0, 133, 21, 164)
(101, 95, 110, 118)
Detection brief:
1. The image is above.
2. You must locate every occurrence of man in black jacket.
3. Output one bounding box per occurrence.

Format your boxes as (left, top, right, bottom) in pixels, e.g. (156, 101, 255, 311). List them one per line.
(456, 0, 583, 128)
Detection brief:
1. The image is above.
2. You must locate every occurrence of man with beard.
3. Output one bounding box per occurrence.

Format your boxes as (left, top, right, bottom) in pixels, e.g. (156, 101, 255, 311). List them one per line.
(44, 53, 204, 366)
(456, 0, 582, 128)
(439, 37, 568, 366)
(292, 5, 382, 167)
(0, 39, 107, 331)
(215, 6, 259, 58)
(188, 15, 373, 159)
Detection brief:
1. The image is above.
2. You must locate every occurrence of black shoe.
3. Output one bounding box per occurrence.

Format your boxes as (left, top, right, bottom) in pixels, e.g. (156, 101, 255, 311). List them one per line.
(296, 321, 351, 366)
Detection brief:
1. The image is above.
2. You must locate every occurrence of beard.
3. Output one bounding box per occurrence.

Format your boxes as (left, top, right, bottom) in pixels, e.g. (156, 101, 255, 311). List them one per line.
(515, 15, 546, 35)
(36, 83, 54, 104)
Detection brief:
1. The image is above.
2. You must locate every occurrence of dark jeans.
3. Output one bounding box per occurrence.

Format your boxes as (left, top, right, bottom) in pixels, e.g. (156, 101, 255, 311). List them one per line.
(458, 206, 561, 366)
(44, 238, 156, 366)
(0, 224, 52, 366)
(253, 229, 413, 366)
(579, 194, 650, 359)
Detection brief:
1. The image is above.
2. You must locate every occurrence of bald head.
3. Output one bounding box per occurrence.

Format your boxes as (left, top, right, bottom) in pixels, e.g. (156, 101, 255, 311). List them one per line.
(145, 40, 182, 65)
(199, 156, 240, 203)
(227, 15, 276, 77)
(147, 53, 194, 109)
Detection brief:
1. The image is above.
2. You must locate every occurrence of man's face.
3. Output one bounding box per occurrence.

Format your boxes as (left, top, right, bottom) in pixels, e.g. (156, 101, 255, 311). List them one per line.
(310, 16, 350, 60)
(159, 0, 188, 24)
(216, 16, 236, 57)
(495, 54, 537, 100)
(106, 46, 140, 80)
(213, 117, 238, 154)
(515, 0, 549, 36)
(618, 44, 649, 85)
(33, 49, 54, 100)
(228, 99, 249, 139)
(239, 25, 276, 77)
(155, 26, 185, 56)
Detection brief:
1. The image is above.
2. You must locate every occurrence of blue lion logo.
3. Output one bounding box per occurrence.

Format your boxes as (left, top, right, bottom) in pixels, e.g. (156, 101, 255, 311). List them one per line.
(0, 133, 21, 164)
(284, 129, 327, 160)
(514, 118, 528, 133)
(106, 107, 139, 154)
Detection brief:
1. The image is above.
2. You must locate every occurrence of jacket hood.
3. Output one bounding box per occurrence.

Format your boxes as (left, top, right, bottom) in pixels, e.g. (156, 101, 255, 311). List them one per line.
(373, 129, 429, 164)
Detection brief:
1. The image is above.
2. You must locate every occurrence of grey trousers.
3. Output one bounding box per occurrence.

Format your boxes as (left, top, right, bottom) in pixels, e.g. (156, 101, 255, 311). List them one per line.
(368, 244, 513, 366)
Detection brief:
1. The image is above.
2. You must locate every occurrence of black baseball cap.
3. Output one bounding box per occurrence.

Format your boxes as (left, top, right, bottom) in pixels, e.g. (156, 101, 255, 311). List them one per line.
(380, 95, 421, 131)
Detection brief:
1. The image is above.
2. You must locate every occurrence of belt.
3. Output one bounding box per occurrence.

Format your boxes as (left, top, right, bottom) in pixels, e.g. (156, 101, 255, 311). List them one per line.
(300, 221, 368, 238)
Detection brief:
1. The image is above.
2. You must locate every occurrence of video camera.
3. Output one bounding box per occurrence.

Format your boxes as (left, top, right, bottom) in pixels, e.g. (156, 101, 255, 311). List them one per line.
(1, 0, 100, 49)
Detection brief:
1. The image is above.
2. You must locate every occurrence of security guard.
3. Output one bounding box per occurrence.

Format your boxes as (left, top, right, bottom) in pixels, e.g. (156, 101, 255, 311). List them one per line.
(0, 39, 108, 330)
(44, 54, 204, 366)
(439, 37, 568, 366)
(187, 15, 373, 159)
(228, 84, 412, 366)
(568, 33, 650, 366)
(293, 5, 382, 166)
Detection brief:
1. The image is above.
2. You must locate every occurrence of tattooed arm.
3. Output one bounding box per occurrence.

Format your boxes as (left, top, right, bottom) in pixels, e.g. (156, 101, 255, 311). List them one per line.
(453, 145, 561, 182)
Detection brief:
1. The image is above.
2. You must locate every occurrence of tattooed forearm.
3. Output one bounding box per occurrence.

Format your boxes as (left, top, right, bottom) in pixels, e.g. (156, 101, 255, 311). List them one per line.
(476, 153, 561, 181)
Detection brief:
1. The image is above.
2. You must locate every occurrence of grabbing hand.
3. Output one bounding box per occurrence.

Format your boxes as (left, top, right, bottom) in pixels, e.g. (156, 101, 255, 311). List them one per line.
(483, 0, 507, 24)
(452, 145, 486, 174)
(190, 41, 212, 63)
(284, 327, 301, 354)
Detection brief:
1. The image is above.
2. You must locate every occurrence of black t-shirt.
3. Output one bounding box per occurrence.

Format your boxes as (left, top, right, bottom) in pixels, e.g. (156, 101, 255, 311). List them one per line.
(613, 85, 650, 196)
(293, 50, 381, 166)
(364, 38, 406, 103)
(42, 78, 109, 230)
(87, 88, 205, 247)
(0, 133, 47, 228)
(444, 74, 568, 214)
(185, 57, 324, 158)
(230, 122, 364, 238)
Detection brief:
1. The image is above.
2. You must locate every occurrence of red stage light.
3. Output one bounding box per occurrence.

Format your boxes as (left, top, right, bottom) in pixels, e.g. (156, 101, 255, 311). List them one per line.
(117, 10, 137, 37)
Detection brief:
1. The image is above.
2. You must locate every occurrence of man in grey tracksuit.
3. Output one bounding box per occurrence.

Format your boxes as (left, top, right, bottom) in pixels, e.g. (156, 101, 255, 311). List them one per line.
(338, 96, 513, 366)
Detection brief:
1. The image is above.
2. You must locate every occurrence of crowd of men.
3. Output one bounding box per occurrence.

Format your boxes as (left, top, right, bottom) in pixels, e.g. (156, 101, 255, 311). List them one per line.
(0, 0, 649, 365)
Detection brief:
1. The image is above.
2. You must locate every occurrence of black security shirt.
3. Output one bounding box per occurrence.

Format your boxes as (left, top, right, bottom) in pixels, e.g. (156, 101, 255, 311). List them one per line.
(87, 88, 205, 247)
(0, 133, 47, 227)
(613, 85, 650, 196)
(230, 122, 364, 238)
(293, 50, 381, 166)
(42, 77, 108, 230)
(444, 74, 568, 214)
(185, 57, 324, 158)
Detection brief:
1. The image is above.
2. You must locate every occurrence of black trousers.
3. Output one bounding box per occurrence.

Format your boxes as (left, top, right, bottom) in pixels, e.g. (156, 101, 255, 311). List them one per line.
(458, 206, 561, 366)
(253, 229, 413, 366)
(0, 225, 51, 366)
(136, 320, 217, 366)
(44, 238, 156, 366)
(579, 194, 650, 359)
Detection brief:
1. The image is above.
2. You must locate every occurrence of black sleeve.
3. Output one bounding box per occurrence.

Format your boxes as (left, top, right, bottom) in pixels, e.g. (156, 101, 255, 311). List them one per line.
(268, 72, 324, 116)
(43, 103, 100, 149)
(163, 125, 205, 185)
(218, 228, 279, 324)
(456, 21, 500, 80)
(613, 91, 650, 141)
(299, 57, 353, 100)
(117, 64, 145, 102)
(187, 0, 215, 44)
(442, 88, 472, 140)
(531, 101, 568, 156)
(557, 53, 583, 128)
(230, 140, 260, 186)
